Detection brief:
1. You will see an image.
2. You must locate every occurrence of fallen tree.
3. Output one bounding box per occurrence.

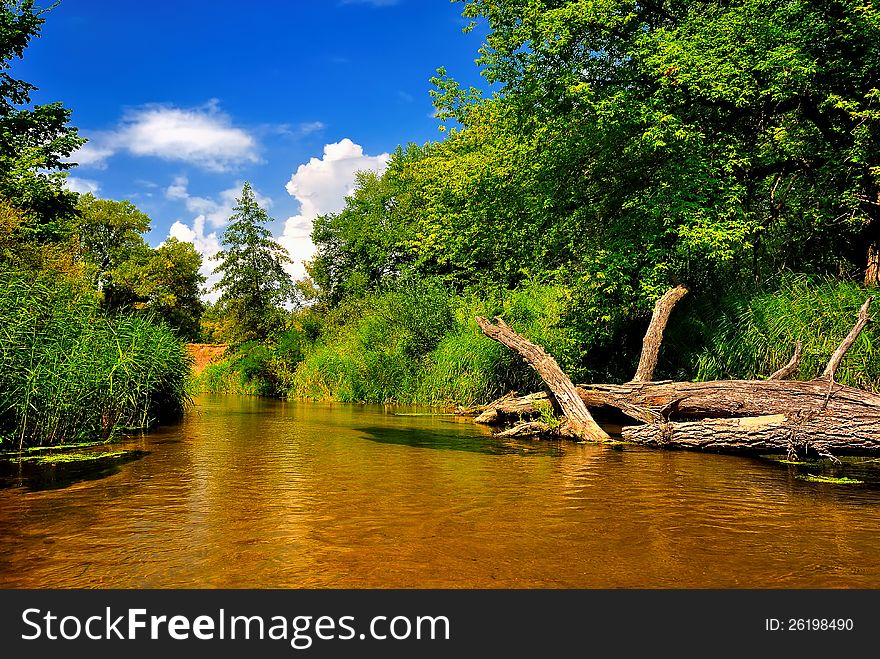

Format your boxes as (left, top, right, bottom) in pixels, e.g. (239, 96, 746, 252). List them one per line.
(464, 289, 880, 456)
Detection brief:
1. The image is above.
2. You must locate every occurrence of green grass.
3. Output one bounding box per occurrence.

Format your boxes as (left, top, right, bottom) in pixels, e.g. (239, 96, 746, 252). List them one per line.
(0, 268, 192, 448)
(194, 273, 880, 409)
(672, 275, 879, 389)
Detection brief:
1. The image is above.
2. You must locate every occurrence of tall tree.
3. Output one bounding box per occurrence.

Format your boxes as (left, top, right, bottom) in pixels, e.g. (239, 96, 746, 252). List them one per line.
(212, 182, 295, 342)
(0, 0, 83, 239)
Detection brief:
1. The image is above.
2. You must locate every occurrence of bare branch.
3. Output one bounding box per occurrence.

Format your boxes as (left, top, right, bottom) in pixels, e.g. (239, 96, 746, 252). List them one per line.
(769, 341, 803, 380)
(631, 285, 689, 383)
(476, 316, 610, 441)
(821, 297, 873, 381)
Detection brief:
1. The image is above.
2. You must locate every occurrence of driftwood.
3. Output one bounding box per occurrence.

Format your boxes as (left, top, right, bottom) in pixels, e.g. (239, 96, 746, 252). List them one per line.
(631, 285, 688, 382)
(475, 316, 609, 441)
(471, 285, 880, 456)
(621, 413, 880, 455)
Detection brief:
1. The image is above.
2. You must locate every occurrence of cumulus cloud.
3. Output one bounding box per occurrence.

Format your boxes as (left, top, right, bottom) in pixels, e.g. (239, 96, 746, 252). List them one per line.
(67, 101, 259, 172)
(166, 139, 389, 299)
(64, 176, 101, 195)
(284, 138, 388, 220)
(165, 176, 272, 228)
(279, 138, 389, 280)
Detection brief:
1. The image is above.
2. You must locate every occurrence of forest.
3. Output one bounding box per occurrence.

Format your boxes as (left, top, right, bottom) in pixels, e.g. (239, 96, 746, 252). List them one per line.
(2, 0, 880, 449)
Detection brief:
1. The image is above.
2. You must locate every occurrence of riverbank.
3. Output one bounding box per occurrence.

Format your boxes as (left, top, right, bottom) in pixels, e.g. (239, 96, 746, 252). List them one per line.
(192, 276, 880, 407)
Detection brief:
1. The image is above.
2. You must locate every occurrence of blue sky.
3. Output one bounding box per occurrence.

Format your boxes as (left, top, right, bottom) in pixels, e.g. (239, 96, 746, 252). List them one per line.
(14, 0, 488, 293)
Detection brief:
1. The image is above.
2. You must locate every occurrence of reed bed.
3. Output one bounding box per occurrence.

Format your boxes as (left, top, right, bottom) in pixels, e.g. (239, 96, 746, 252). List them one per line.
(0, 269, 192, 448)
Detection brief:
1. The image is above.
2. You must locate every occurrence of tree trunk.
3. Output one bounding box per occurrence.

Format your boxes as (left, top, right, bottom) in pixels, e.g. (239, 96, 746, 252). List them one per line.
(622, 413, 880, 455)
(475, 316, 610, 441)
(866, 239, 879, 288)
(474, 379, 880, 425)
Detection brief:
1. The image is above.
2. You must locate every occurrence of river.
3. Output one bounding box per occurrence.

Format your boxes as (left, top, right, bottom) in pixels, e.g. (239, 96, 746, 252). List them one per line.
(1, 394, 879, 588)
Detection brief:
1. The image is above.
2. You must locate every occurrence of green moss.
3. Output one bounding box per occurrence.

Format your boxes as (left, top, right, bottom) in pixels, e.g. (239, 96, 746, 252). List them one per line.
(0, 441, 106, 456)
(797, 474, 864, 485)
(15, 450, 133, 465)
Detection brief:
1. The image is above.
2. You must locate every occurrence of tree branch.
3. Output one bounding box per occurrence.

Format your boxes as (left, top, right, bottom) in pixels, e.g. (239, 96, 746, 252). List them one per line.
(631, 285, 688, 383)
(475, 316, 610, 441)
(820, 298, 873, 381)
(769, 341, 803, 380)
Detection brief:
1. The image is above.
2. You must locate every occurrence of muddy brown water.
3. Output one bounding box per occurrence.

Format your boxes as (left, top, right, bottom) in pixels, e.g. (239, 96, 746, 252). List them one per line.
(1, 395, 879, 588)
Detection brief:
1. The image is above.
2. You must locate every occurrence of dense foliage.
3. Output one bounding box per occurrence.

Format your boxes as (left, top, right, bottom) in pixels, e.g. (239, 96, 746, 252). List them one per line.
(0, 269, 191, 447)
(0, 1, 198, 446)
(208, 0, 880, 403)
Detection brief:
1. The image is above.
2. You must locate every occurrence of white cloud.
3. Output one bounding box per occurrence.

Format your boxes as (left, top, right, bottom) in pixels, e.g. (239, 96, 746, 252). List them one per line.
(68, 142, 113, 169)
(284, 138, 388, 220)
(67, 101, 259, 172)
(64, 176, 101, 195)
(166, 176, 272, 228)
(165, 175, 189, 201)
(166, 139, 389, 299)
(279, 138, 389, 280)
(168, 215, 224, 302)
(297, 121, 326, 136)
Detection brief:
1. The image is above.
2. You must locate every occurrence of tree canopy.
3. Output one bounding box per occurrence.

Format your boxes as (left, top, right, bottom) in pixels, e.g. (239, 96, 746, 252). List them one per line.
(0, 0, 83, 239)
(310, 0, 880, 312)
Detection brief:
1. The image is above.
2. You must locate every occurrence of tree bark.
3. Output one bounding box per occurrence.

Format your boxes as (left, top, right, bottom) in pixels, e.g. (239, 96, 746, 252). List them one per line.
(474, 379, 880, 424)
(866, 239, 879, 288)
(475, 316, 610, 441)
(631, 285, 688, 382)
(622, 413, 880, 455)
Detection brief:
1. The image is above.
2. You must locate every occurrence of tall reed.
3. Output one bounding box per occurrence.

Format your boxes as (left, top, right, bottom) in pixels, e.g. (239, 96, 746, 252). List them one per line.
(0, 269, 192, 448)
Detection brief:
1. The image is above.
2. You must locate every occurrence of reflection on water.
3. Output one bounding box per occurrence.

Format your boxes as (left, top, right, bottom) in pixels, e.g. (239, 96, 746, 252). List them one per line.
(1, 394, 879, 588)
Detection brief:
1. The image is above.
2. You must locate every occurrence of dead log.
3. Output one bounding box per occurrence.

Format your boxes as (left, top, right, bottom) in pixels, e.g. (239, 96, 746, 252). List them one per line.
(475, 316, 610, 441)
(470, 291, 880, 454)
(482, 379, 880, 424)
(473, 392, 546, 425)
(622, 412, 880, 455)
(631, 285, 688, 382)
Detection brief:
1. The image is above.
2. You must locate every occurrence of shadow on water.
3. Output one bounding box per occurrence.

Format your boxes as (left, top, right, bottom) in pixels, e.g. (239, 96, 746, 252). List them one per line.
(0, 450, 149, 492)
(354, 425, 564, 457)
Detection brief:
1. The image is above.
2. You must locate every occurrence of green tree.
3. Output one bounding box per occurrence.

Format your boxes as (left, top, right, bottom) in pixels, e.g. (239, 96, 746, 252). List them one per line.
(1, 0, 84, 239)
(212, 182, 295, 342)
(450, 0, 880, 288)
(75, 193, 151, 309)
(310, 169, 408, 305)
(116, 238, 206, 340)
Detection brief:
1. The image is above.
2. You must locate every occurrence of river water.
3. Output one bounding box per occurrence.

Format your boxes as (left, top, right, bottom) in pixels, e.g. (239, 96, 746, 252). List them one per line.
(1, 395, 879, 588)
